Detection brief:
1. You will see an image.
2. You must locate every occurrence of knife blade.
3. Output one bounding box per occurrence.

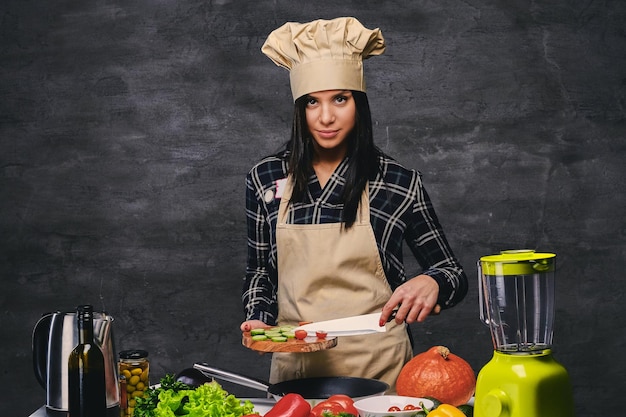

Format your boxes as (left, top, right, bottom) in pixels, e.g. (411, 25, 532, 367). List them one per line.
(293, 310, 397, 337)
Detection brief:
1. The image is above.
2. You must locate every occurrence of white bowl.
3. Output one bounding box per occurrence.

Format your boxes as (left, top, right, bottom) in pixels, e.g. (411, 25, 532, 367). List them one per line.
(353, 395, 434, 417)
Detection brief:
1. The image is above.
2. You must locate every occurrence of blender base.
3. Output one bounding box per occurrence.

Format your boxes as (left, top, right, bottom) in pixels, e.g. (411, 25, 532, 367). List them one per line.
(474, 349, 575, 417)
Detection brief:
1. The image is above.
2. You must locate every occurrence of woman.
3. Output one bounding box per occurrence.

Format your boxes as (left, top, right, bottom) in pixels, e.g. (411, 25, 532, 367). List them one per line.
(240, 17, 467, 391)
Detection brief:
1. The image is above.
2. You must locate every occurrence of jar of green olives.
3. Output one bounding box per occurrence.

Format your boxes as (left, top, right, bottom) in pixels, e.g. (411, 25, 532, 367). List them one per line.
(119, 350, 149, 417)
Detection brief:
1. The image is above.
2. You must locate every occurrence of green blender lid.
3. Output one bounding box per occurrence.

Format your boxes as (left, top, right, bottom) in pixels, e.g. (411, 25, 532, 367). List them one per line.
(480, 249, 555, 275)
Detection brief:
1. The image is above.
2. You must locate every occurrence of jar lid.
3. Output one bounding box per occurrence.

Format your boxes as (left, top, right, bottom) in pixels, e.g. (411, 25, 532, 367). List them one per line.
(480, 249, 556, 275)
(119, 349, 149, 360)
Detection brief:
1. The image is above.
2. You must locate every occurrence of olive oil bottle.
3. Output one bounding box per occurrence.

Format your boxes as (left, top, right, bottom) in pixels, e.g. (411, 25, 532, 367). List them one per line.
(68, 304, 107, 417)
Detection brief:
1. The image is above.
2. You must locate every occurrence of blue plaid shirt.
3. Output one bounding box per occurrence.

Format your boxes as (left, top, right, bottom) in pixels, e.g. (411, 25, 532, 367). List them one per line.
(243, 151, 467, 324)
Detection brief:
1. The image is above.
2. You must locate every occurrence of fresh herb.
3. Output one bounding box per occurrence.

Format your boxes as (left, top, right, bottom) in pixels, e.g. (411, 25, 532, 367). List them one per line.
(322, 413, 357, 417)
(134, 374, 188, 417)
(134, 374, 255, 417)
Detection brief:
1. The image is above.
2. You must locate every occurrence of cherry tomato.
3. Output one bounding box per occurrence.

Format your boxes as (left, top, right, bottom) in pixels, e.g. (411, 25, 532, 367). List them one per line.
(294, 330, 308, 340)
(403, 404, 420, 410)
(315, 330, 327, 339)
(388, 406, 402, 412)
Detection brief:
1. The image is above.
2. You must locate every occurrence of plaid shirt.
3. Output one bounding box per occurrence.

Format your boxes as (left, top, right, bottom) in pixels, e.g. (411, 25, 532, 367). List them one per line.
(243, 151, 467, 324)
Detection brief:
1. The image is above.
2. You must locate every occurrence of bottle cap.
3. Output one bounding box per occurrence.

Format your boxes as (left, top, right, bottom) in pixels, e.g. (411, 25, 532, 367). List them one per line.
(119, 349, 149, 360)
(76, 304, 94, 319)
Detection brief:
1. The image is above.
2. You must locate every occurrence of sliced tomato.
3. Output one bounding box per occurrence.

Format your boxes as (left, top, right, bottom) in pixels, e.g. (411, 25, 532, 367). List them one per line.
(315, 330, 327, 339)
(403, 404, 420, 410)
(388, 406, 402, 411)
(294, 330, 308, 340)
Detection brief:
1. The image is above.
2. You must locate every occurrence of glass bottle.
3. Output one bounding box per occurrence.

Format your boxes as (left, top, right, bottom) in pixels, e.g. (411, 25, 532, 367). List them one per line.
(68, 304, 107, 417)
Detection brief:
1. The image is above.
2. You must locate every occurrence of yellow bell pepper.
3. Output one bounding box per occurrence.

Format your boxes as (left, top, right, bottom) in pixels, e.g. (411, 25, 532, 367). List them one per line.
(427, 404, 466, 417)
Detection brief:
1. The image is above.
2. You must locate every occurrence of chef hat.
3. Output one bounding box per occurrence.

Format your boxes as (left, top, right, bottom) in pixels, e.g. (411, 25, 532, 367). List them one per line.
(261, 17, 386, 101)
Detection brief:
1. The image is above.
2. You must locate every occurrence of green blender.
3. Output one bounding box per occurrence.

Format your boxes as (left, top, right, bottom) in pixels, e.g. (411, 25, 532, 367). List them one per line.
(474, 250, 575, 417)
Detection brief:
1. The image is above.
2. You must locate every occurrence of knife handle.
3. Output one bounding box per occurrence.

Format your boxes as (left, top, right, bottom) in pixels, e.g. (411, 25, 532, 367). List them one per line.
(385, 304, 441, 322)
(386, 309, 398, 323)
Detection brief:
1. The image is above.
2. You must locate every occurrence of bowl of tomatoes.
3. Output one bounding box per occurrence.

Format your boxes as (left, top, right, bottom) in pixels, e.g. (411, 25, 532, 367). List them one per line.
(353, 395, 434, 417)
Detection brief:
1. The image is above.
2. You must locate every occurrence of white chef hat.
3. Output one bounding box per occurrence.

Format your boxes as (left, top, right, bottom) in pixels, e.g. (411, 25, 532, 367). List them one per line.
(261, 17, 386, 101)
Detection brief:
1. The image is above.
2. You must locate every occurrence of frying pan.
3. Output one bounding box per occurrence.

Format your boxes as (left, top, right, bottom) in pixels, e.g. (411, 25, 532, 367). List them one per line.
(192, 362, 389, 403)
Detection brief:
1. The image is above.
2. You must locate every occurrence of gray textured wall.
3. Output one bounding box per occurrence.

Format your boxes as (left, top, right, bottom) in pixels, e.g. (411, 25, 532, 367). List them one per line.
(2, 1, 625, 415)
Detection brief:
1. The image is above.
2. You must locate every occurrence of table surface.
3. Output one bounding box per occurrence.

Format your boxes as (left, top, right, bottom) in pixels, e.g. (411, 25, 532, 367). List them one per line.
(29, 406, 120, 417)
(29, 399, 277, 417)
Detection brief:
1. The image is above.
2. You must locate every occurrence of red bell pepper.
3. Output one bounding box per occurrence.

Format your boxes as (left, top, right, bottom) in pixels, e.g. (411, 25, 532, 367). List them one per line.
(264, 393, 311, 417)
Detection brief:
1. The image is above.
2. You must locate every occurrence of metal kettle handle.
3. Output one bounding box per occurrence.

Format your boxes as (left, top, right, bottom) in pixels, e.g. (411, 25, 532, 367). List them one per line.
(32, 312, 55, 389)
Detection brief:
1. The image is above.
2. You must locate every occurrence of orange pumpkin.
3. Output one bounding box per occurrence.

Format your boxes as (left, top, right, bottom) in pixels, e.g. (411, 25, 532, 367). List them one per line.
(396, 346, 476, 406)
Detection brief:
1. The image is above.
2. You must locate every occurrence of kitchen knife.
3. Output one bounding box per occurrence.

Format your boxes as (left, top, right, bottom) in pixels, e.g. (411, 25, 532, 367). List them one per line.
(293, 311, 396, 337)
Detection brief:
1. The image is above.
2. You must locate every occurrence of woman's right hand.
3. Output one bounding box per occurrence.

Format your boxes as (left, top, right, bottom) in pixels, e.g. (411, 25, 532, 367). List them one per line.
(240, 320, 268, 332)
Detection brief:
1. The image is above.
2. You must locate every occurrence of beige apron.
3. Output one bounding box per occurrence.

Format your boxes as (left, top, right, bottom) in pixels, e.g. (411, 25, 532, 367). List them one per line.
(269, 177, 413, 392)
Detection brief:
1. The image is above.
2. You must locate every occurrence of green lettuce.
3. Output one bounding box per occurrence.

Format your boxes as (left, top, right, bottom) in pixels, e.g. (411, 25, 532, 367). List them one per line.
(135, 374, 256, 417)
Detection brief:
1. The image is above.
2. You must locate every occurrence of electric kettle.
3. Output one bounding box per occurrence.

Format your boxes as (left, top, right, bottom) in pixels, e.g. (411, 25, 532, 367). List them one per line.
(32, 309, 120, 411)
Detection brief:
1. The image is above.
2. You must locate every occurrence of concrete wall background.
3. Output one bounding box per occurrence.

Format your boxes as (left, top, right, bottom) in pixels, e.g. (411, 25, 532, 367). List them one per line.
(1, 1, 624, 415)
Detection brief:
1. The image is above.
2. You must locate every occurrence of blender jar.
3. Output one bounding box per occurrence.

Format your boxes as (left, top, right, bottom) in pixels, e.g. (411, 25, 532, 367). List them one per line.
(478, 250, 556, 353)
(475, 250, 574, 417)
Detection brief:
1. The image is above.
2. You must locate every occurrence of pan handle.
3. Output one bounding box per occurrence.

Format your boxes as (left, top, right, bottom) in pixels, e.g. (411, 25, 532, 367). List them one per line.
(193, 362, 270, 393)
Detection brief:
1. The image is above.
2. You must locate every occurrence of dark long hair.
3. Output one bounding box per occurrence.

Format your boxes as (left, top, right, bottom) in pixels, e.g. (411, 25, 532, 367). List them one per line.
(285, 90, 382, 228)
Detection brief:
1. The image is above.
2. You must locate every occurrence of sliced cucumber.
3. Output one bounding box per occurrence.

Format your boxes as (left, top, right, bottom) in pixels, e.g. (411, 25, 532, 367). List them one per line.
(250, 324, 304, 343)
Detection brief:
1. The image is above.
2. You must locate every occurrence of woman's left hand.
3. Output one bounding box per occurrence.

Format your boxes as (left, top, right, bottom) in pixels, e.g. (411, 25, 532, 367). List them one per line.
(380, 274, 440, 325)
